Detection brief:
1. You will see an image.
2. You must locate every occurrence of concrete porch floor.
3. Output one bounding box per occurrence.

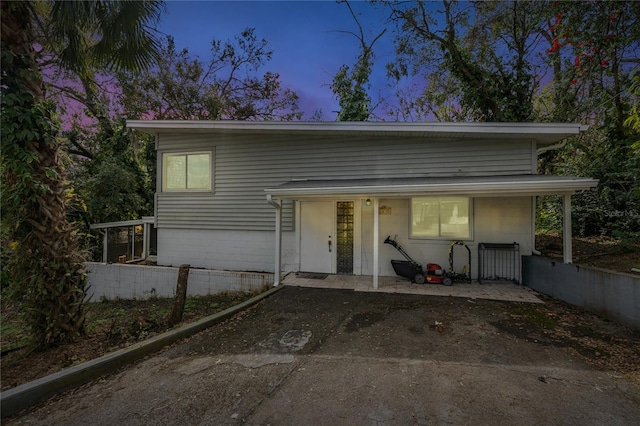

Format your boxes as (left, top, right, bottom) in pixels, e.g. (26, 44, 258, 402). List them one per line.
(282, 273, 543, 303)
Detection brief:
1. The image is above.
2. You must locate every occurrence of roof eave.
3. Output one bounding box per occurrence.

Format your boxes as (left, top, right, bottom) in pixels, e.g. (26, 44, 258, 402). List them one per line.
(126, 120, 588, 148)
(127, 119, 586, 134)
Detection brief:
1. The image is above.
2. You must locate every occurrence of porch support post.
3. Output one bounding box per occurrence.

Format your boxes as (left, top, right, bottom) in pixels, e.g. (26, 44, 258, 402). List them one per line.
(142, 222, 150, 259)
(130, 226, 135, 261)
(266, 195, 283, 286)
(102, 230, 108, 263)
(275, 201, 282, 285)
(274, 199, 283, 286)
(563, 193, 572, 264)
(373, 197, 379, 289)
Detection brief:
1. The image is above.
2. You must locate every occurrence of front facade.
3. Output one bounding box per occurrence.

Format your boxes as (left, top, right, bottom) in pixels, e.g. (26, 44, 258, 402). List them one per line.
(127, 121, 597, 287)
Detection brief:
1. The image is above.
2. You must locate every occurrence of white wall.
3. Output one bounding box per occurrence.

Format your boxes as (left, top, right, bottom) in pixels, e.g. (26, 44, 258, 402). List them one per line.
(157, 228, 297, 273)
(474, 197, 533, 254)
(362, 197, 533, 280)
(157, 196, 533, 281)
(85, 263, 273, 301)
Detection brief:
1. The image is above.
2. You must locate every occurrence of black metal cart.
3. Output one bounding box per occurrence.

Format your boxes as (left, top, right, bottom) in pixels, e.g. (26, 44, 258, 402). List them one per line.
(442, 240, 471, 286)
(478, 242, 520, 283)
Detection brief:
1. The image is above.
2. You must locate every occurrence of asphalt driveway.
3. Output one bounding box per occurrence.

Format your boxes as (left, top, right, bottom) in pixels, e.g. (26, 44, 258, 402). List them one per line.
(9, 287, 640, 425)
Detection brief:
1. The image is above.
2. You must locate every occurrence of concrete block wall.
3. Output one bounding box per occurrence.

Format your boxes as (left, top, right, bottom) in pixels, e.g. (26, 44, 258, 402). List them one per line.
(85, 262, 273, 301)
(523, 256, 640, 330)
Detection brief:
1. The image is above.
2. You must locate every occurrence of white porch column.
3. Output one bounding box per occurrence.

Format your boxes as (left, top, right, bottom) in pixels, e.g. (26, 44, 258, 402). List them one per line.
(563, 193, 573, 264)
(266, 195, 283, 286)
(102, 230, 108, 263)
(142, 222, 150, 259)
(130, 226, 136, 260)
(373, 197, 379, 289)
(274, 199, 283, 286)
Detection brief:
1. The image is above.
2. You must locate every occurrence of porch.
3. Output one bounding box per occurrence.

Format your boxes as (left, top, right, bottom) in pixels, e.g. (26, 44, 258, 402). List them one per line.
(266, 175, 598, 289)
(282, 273, 542, 303)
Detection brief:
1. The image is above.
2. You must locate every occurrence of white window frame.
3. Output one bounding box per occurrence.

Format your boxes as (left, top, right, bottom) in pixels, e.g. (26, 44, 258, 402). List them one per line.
(409, 196, 473, 240)
(162, 151, 213, 192)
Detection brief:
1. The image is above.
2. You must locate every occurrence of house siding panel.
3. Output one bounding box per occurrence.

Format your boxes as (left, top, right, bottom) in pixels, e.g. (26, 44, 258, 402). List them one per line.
(156, 133, 533, 231)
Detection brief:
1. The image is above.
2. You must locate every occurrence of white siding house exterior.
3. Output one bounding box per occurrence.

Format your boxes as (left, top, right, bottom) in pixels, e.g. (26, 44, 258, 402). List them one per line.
(127, 121, 597, 287)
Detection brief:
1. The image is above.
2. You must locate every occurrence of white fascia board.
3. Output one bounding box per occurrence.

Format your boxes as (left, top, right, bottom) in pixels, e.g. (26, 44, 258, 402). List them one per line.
(126, 120, 587, 137)
(265, 178, 598, 199)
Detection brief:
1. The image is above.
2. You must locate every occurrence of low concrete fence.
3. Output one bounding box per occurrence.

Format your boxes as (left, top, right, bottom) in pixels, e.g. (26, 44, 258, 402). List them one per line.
(522, 256, 640, 330)
(85, 262, 273, 301)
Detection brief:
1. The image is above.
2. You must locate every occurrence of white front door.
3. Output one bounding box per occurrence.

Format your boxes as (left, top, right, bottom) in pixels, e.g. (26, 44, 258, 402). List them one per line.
(300, 201, 334, 273)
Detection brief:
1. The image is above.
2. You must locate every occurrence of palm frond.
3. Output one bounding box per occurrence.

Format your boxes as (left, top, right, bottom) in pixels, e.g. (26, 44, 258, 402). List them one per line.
(50, 0, 164, 74)
(91, 0, 164, 72)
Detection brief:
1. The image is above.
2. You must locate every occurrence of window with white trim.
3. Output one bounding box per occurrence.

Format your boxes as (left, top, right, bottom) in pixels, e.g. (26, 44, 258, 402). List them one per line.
(411, 196, 471, 239)
(162, 152, 211, 191)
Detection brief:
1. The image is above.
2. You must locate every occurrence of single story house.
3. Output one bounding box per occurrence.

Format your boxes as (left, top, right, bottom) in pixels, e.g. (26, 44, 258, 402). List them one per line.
(126, 120, 598, 288)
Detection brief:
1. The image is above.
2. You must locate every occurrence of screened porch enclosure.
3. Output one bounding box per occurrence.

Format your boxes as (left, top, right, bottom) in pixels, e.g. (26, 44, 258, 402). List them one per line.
(90, 217, 157, 263)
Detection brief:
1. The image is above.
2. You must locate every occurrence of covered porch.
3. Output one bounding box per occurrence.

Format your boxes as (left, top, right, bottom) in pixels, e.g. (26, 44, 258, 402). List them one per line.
(282, 273, 543, 303)
(266, 175, 598, 289)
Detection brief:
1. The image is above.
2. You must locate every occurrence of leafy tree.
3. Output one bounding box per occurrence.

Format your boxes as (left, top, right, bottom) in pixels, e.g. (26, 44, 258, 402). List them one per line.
(386, 0, 540, 122)
(541, 1, 640, 126)
(392, 72, 476, 122)
(0, 0, 163, 348)
(119, 29, 302, 121)
(624, 75, 640, 154)
(536, 0, 640, 236)
(65, 124, 154, 225)
(331, 0, 386, 121)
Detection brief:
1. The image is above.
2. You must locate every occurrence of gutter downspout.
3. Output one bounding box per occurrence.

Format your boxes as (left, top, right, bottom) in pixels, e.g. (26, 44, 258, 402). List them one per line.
(536, 124, 589, 155)
(536, 140, 568, 155)
(532, 138, 566, 256)
(266, 194, 282, 286)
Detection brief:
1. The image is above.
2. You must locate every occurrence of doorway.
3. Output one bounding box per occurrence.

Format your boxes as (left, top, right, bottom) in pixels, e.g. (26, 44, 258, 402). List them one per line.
(299, 201, 354, 274)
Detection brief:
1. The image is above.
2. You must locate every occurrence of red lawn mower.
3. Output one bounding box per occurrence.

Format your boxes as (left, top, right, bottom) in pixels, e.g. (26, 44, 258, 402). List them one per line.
(384, 236, 449, 285)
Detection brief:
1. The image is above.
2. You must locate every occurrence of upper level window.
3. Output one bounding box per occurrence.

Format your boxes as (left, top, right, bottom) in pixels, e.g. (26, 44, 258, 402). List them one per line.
(411, 196, 470, 239)
(163, 152, 211, 191)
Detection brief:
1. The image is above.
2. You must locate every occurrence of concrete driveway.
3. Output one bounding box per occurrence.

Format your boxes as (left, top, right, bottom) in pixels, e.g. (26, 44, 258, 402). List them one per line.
(9, 287, 640, 425)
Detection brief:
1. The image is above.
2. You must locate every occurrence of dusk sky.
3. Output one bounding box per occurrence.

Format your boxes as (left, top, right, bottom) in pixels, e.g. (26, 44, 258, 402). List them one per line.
(157, 0, 399, 120)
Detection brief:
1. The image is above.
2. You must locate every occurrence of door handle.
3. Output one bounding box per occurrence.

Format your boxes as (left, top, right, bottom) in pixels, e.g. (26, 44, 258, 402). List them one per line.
(328, 238, 332, 252)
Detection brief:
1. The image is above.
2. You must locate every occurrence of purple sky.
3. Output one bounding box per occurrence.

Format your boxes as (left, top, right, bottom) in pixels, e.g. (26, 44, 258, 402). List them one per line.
(158, 0, 398, 120)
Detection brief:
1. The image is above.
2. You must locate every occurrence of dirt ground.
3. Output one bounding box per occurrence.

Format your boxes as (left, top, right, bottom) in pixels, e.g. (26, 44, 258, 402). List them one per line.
(1, 291, 265, 391)
(536, 233, 640, 273)
(3, 233, 636, 394)
(8, 287, 640, 425)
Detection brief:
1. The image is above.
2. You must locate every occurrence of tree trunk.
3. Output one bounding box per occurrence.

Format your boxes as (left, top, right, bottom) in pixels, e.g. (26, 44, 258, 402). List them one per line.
(1, 2, 87, 348)
(168, 264, 190, 327)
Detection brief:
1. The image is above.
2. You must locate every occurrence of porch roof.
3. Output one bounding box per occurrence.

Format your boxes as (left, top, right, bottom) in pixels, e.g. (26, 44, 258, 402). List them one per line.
(265, 174, 598, 198)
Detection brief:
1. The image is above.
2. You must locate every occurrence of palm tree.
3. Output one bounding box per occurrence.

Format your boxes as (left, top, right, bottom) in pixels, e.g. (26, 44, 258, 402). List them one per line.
(1, 1, 163, 348)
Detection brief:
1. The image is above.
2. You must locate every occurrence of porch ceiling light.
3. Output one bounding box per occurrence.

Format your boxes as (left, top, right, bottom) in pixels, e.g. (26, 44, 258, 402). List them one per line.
(366, 198, 372, 206)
